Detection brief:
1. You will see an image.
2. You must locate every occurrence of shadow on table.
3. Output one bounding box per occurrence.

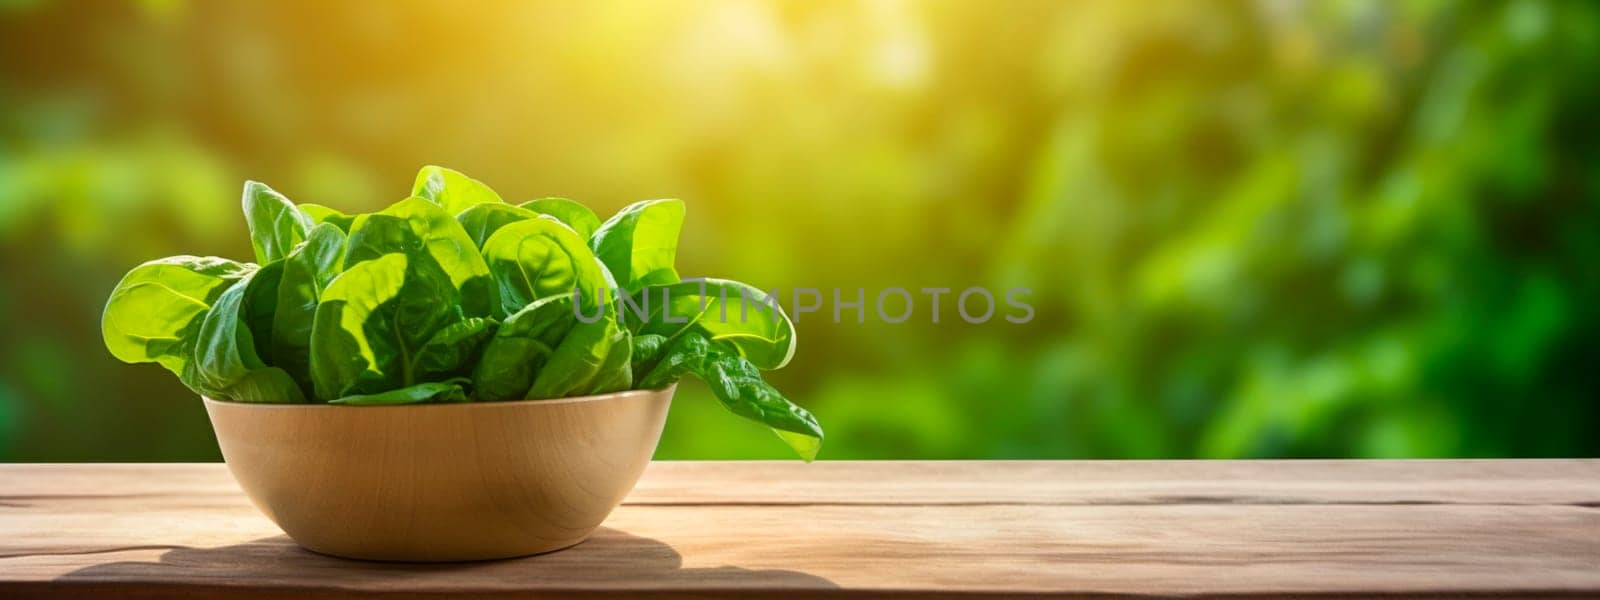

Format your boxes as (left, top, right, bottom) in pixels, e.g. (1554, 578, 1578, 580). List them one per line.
(52, 527, 837, 595)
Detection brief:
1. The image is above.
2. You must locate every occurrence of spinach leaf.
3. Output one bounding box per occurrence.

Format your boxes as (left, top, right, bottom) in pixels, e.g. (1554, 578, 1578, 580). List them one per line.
(271, 223, 346, 394)
(310, 253, 462, 400)
(346, 199, 494, 318)
(298, 203, 355, 232)
(528, 309, 631, 398)
(632, 278, 796, 370)
(217, 366, 307, 404)
(342, 214, 413, 265)
(639, 332, 822, 461)
(190, 269, 306, 403)
(191, 274, 261, 392)
(636, 331, 707, 389)
(457, 203, 538, 249)
(414, 317, 497, 381)
(520, 197, 601, 240)
(474, 289, 632, 401)
(412, 165, 503, 216)
(480, 217, 609, 320)
(242, 181, 314, 264)
(330, 380, 470, 405)
(590, 198, 684, 290)
(379, 198, 497, 316)
(630, 333, 669, 367)
(471, 295, 578, 401)
(697, 349, 821, 461)
(241, 259, 284, 363)
(102, 256, 256, 381)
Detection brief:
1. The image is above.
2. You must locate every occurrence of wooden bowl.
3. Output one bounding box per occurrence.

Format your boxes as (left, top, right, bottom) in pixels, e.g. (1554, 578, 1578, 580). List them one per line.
(203, 386, 674, 562)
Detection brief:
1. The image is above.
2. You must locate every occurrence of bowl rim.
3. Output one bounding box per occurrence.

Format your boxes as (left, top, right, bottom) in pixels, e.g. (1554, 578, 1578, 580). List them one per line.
(201, 384, 676, 411)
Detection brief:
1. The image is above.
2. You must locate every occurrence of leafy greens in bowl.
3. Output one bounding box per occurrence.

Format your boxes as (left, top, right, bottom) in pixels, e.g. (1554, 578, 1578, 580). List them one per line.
(102, 166, 822, 460)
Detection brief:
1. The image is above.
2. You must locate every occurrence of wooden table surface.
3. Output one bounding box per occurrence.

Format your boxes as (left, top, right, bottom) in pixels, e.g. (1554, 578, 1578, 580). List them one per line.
(1, 460, 1597, 598)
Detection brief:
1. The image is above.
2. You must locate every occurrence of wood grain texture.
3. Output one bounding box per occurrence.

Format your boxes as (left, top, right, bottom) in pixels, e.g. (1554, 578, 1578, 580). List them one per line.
(1, 460, 1597, 599)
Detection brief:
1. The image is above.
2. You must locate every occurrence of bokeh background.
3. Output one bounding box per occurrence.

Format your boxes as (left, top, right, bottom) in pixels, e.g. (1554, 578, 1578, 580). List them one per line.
(2, 0, 1597, 461)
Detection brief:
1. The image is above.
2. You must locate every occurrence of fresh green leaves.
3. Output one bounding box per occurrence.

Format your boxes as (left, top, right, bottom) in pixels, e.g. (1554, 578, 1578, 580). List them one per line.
(637, 332, 821, 461)
(102, 167, 822, 460)
(331, 380, 469, 405)
(413, 165, 502, 216)
(415, 318, 496, 381)
(458, 203, 539, 248)
(102, 256, 255, 380)
(310, 252, 461, 399)
(298, 204, 355, 231)
(472, 293, 631, 401)
(308, 253, 407, 399)
(192, 268, 305, 403)
(631, 279, 796, 370)
(271, 223, 346, 394)
(242, 181, 313, 264)
(362, 198, 496, 318)
(481, 217, 608, 319)
(473, 296, 578, 401)
(528, 308, 631, 398)
(591, 199, 685, 290)
(698, 349, 821, 461)
(522, 198, 601, 240)
(217, 366, 310, 404)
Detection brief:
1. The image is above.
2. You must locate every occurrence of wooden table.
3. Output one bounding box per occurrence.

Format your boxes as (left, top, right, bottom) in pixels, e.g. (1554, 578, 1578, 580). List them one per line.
(1, 461, 1597, 598)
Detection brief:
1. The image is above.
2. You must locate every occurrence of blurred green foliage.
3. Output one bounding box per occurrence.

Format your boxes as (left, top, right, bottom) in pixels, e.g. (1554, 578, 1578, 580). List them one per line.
(1, 0, 1596, 460)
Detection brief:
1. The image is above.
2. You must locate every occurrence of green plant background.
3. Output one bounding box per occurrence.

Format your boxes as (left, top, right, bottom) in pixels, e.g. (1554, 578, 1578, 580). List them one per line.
(2, 1, 1596, 460)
